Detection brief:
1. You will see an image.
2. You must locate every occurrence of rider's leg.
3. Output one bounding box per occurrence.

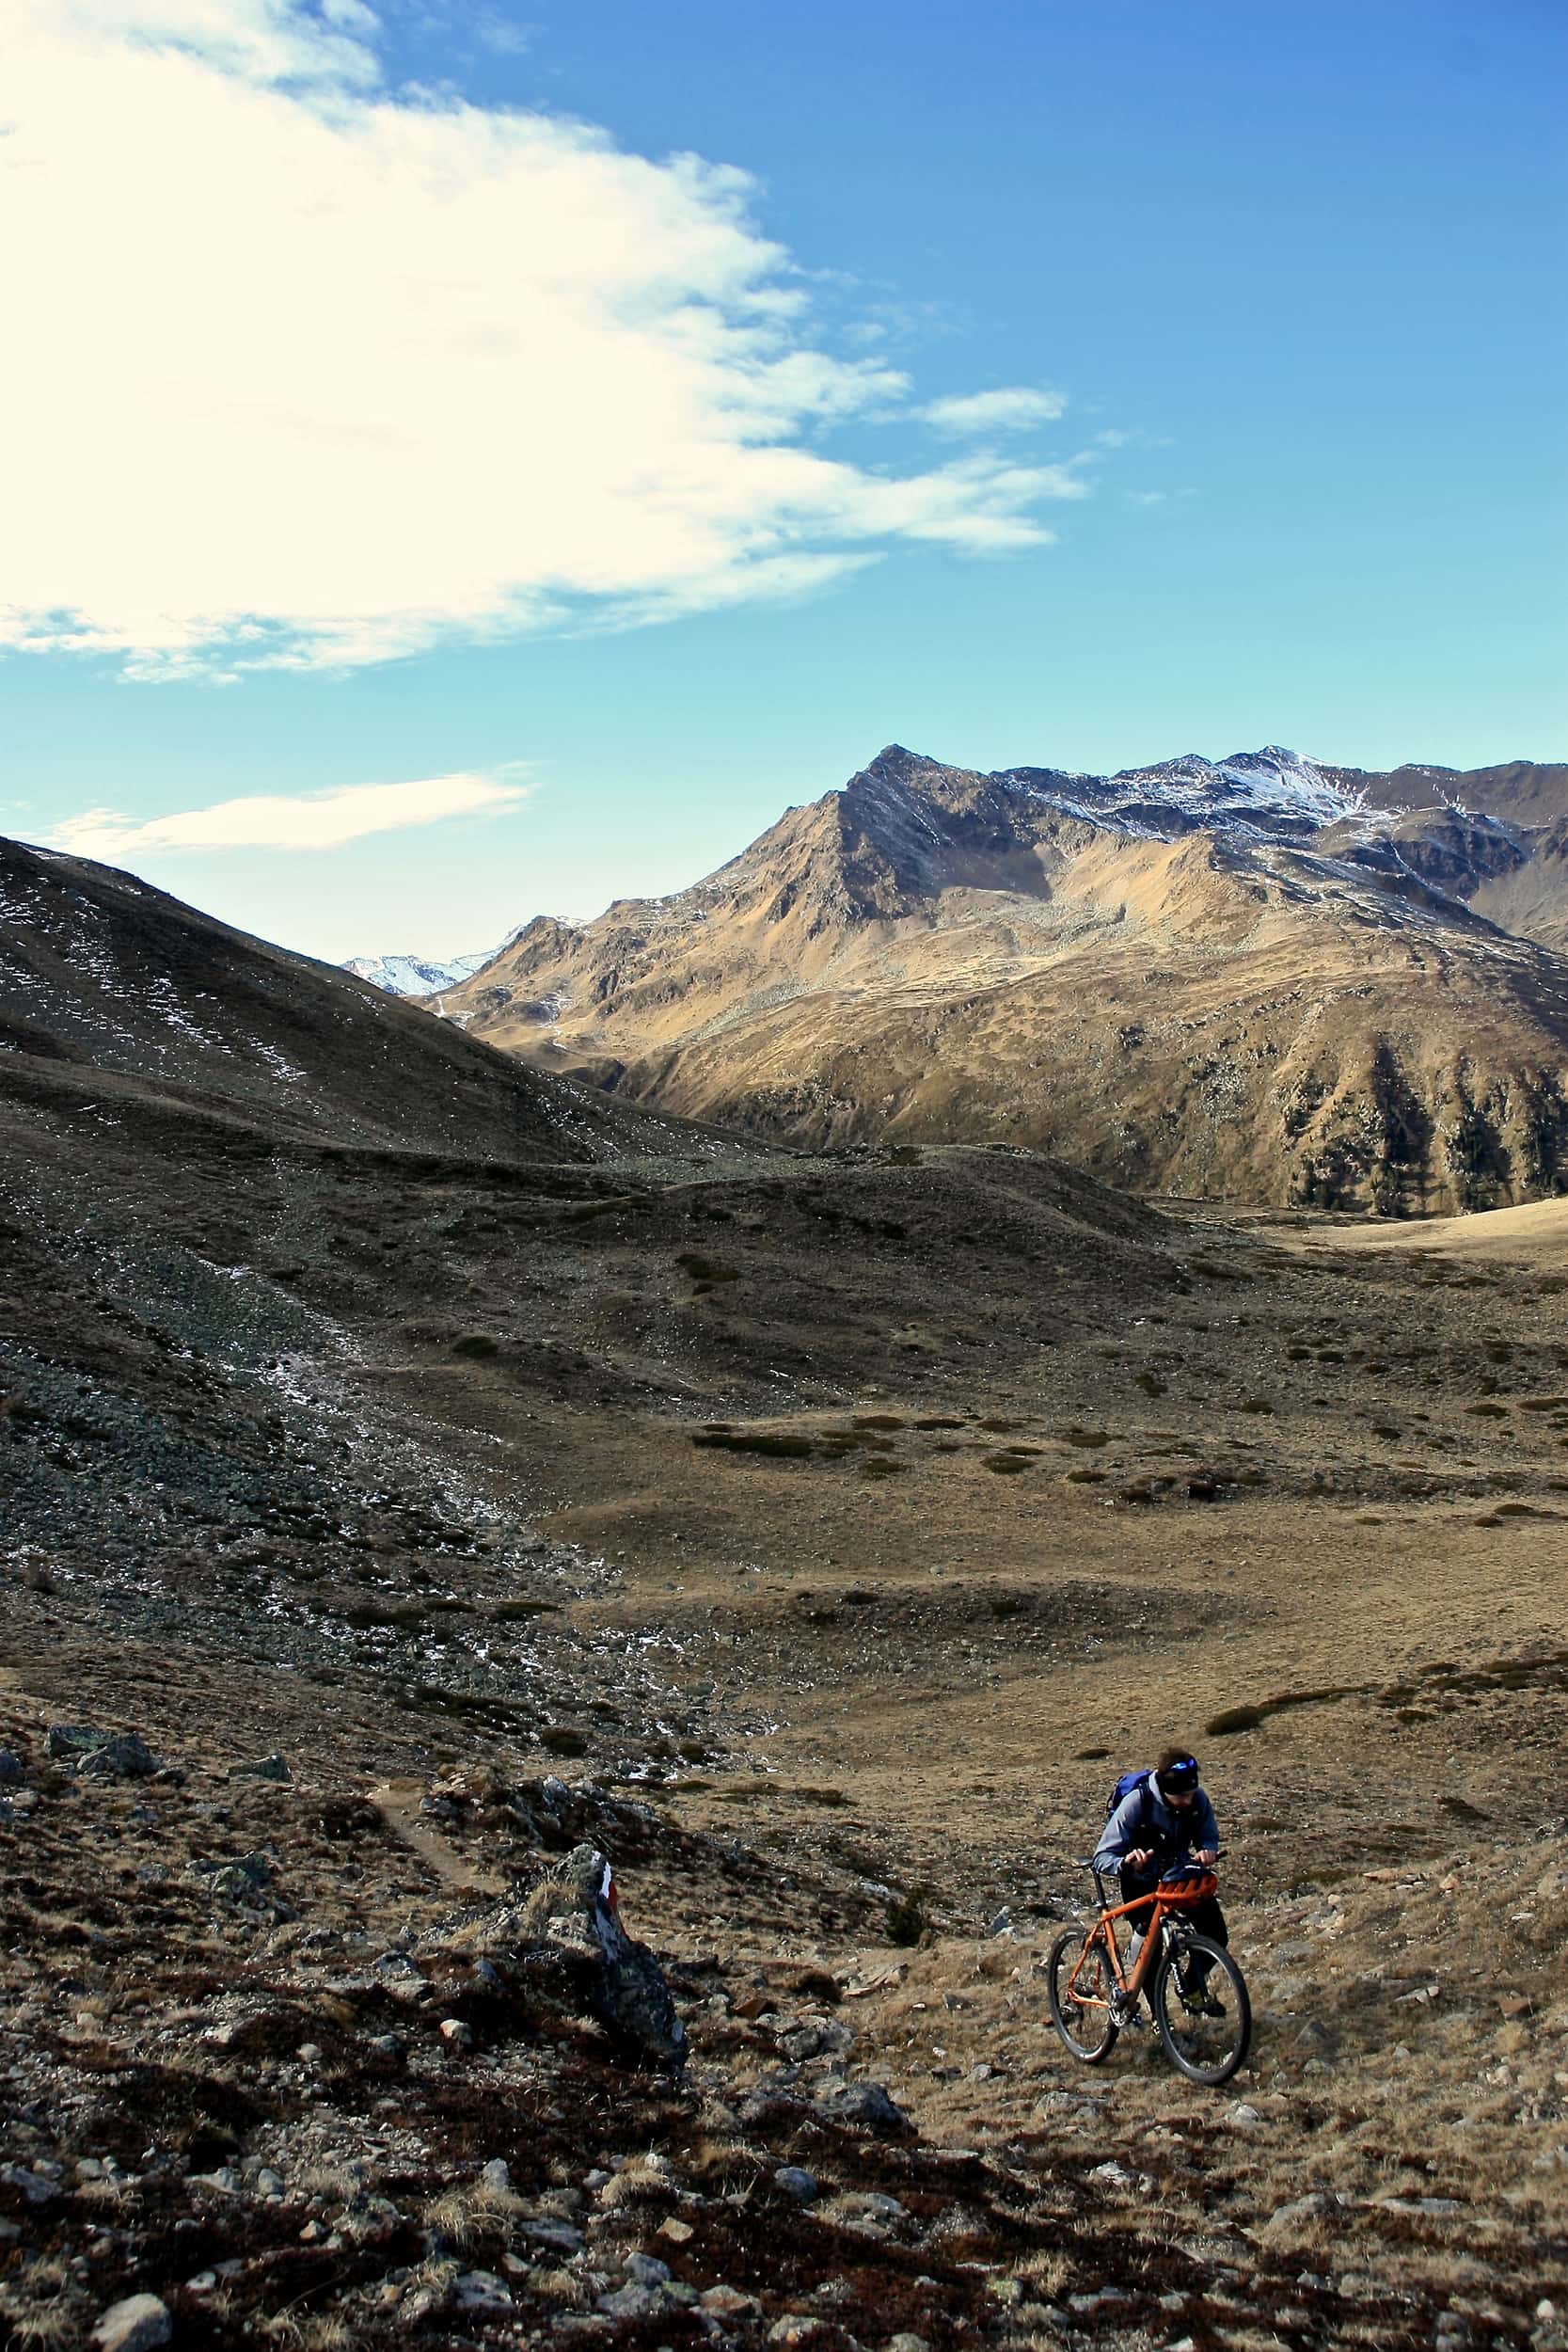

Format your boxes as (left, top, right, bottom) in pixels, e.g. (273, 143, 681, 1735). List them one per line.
(1180, 1895, 1229, 2000)
(1117, 1868, 1158, 2010)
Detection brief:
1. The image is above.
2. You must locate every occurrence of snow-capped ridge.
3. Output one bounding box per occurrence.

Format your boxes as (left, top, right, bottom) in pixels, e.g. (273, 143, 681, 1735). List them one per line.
(344, 947, 499, 998)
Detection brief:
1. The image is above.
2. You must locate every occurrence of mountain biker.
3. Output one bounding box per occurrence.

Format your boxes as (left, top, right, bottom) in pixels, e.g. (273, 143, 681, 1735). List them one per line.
(1093, 1747, 1228, 2016)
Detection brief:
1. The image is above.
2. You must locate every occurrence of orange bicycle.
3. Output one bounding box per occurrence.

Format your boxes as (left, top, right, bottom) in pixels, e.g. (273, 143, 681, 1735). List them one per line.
(1045, 1853, 1251, 2086)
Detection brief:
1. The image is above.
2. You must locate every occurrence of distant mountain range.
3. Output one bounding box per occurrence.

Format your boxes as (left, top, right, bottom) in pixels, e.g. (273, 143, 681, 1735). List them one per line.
(439, 744, 1568, 1215)
(342, 947, 496, 998)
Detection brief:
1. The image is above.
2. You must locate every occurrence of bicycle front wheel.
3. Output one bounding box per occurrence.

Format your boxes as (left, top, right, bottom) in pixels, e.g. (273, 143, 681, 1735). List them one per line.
(1151, 1936, 1251, 2086)
(1046, 1928, 1120, 2064)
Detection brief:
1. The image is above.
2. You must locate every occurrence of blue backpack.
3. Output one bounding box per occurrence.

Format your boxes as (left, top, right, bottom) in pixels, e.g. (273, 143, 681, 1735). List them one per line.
(1104, 1768, 1155, 1831)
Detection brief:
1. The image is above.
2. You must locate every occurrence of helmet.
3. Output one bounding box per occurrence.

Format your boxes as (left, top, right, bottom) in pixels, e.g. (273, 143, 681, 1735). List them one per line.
(1157, 1754, 1199, 1796)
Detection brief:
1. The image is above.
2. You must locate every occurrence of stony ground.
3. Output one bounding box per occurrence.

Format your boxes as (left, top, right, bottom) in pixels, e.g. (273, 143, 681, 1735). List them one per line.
(0, 1669, 1563, 2352)
(5, 1075, 1568, 2346)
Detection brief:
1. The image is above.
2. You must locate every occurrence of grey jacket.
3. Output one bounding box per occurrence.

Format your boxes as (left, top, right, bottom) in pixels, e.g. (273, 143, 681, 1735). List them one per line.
(1094, 1773, 1219, 1877)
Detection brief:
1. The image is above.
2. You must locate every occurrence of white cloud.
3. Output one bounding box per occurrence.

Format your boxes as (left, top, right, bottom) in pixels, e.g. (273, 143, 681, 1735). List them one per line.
(924, 387, 1069, 437)
(0, 3, 1098, 676)
(50, 771, 529, 856)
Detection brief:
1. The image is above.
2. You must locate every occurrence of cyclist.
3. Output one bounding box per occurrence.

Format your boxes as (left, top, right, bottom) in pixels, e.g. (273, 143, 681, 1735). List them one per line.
(1093, 1747, 1228, 2017)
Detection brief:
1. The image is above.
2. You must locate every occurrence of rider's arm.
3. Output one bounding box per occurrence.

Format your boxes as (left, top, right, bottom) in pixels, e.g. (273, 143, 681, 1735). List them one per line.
(1192, 1790, 1219, 1858)
(1092, 1788, 1143, 1872)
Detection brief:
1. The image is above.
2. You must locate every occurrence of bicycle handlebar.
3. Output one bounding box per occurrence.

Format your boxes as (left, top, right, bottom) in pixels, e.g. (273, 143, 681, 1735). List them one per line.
(1078, 1848, 1226, 1893)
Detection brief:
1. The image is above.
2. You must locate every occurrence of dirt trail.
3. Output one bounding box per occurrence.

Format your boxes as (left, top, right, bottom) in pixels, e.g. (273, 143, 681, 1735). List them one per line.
(367, 1777, 506, 1897)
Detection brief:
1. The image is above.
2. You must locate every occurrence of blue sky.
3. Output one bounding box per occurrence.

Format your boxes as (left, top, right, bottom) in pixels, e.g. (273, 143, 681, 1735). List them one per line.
(4, 0, 1564, 961)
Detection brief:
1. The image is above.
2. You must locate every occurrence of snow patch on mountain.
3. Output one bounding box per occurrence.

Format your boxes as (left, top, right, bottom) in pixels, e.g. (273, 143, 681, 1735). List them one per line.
(1001, 746, 1366, 840)
(343, 949, 496, 998)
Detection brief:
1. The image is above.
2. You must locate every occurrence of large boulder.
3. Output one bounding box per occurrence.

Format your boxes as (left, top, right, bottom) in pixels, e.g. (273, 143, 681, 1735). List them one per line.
(520, 1843, 688, 2073)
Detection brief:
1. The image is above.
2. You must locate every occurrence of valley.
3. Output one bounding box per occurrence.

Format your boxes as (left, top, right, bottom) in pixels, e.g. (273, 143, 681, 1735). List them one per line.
(1, 824, 1564, 2350)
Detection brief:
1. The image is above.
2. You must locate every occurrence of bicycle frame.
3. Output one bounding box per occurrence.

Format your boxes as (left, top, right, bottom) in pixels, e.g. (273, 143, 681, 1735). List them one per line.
(1068, 1868, 1219, 2009)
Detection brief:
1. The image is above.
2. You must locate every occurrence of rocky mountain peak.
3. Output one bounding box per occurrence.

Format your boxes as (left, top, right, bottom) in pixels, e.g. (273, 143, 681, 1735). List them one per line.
(439, 741, 1568, 1216)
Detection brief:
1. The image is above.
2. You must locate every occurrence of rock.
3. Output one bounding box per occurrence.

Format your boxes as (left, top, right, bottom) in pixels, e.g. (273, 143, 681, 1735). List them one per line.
(813, 2077, 909, 2134)
(479, 2158, 512, 2193)
(439, 2017, 475, 2048)
(193, 1851, 272, 1901)
(92, 2296, 172, 2352)
(339, 2194, 401, 2243)
(657, 2217, 694, 2245)
(624, 2253, 671, 2287)
(230, 1753, 291, 1782)
(773, 2166, 819, 2203)
(0, 2165, 58, 2203)
(1227, 2101, 1263, 2125)
(886, 2337, 930, 2352)
(0, 1751, 24, 1781)
(522, 2219, 586, 2255)
(254, 2168, 285, 2198)
(1264, 2193, 1329, 2233)
(514, 1844, 688, 2071)
(49, 1726, 158, 1777)
(812, 2279, 857, 2309)
(92, 1733, 157, 1777)
(453, 2272, 514, 2313)
(768, 2318, 830, 2347)
(598, 2283, 661, 2321)
(988, 1906, 1012, 1935)
(402, 2263, 458, 2325)
(837, 2191, 906, 2221)
(367, 2032, 403, 2057)
(702, 2285, 761, 2318)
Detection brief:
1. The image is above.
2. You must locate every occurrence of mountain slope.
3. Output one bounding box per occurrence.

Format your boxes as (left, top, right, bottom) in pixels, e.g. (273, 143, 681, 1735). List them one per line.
(0, 834, 695, 1167)
(444, 745, 1568, 1214)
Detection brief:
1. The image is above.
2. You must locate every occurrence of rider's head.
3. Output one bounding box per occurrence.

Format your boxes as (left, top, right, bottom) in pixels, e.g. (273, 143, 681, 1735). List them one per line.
(1155, 1748, 1200, 1808)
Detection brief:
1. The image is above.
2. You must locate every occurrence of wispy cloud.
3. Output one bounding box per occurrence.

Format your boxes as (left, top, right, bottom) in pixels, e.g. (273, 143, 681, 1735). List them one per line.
(2, 3, 1106, 677)
(50, 772, 530, 858)
(924, 387, 1069, 437)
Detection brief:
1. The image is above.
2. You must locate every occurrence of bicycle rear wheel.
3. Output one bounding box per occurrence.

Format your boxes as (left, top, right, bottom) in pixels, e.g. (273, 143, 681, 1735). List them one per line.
(1151, 1935, 1250, 2085)
(1046, 1928, 1120, 2064)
